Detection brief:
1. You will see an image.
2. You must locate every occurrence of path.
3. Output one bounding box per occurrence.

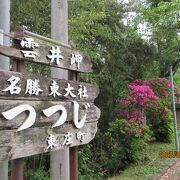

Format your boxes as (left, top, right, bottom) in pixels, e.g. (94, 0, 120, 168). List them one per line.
(158, 160, 180, 180)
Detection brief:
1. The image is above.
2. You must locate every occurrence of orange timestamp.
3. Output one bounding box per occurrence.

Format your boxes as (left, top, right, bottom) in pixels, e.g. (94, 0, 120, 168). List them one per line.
(159, 151, 180, 158)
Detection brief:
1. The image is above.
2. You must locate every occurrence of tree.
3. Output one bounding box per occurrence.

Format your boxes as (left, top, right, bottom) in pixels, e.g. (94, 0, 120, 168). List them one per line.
(69, 0, 158, 177)
(137, 0, 180, 76)
(10, 0, 163, 177)
(11, 0, 51, 76)
(11, 0, 50, 36)
(69, 0, 157, 130)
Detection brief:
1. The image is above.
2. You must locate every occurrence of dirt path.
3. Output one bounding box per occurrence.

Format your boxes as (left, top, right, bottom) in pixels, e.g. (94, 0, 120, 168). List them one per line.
(158, 160, 180, 180)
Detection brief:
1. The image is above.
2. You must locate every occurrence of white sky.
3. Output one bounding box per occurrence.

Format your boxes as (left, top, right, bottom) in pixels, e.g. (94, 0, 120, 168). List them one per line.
(121, 0, 152, 40)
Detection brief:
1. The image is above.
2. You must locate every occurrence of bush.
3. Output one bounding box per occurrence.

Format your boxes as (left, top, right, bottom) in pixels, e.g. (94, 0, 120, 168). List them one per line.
(77, 77, 173, 178)
(127, 78, 173, 142)
(145, 78, 173, 142)
(146, 100, 173, 142)
(78, 145, 102, 179)
(104, 119, 151, 175)
(24, 154, 50, 180)
(25, 169, 49, 180)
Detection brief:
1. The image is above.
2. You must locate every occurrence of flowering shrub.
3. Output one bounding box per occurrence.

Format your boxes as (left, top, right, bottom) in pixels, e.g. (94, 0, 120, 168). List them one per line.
(126, 85, 158, 107)
(132, 78, 171, 98)
(116, 82, 158, 124)
(116, 78, 173, 142)
(104, 77, 173, 175)
(117, 109, 144, 123)
(146, 101, 173, 142)
(175, 87, 180, 97)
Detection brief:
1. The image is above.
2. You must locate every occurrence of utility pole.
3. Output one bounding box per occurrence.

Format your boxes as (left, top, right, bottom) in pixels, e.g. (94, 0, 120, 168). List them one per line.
(0, 0, 10, 69)
(0, 0, 10, 179)
(170, 66, 179, 151)
(50, 0, 69, 179)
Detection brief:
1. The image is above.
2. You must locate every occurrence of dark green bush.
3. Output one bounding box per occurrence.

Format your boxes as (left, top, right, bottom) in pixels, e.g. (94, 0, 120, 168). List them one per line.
(147, 100, 173, 142)
(25, 169, 49, 180)
(78, 145, 102, 179)
(101, 119, 151, 176)
(24, 154, 50, 180)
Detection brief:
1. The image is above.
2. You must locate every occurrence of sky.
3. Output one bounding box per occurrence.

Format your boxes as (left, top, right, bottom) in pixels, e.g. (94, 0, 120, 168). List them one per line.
(121, 0, 152, 40)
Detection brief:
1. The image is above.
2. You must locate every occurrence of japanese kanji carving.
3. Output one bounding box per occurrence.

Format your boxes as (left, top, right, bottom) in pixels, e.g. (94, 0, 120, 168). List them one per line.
(25, 79, 43, 96)
(20, 38, 39, 59)
(49, 80, 62, 97)
(77, 85, 88, 99)
(21, 51, 38, 59)
(76, 131, 86, 142)
(47, 134, 58, 149)
(63, 132, 73, 146)
(64, 83, 76, 97)
(3, 76, 21, 94)
(20, 38, 39, 49)
(70, 54, 83, 69)
(47, 46, 64, 65)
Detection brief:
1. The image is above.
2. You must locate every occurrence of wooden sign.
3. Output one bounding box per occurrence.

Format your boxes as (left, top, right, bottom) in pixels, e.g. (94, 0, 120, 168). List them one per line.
(0, 70, 99, 102)
(0, 70, 100, 160)
(0, 100, 100, 129)
(0, 28, 100, 161)
(0, 28, 92, 73)
(0, 122, 98, 161)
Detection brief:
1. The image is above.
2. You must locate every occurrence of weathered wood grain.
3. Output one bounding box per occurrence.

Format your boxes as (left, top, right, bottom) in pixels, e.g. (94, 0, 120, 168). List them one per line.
(0, 100, 100, 130)
(0, 39, 92, 72)
(0, 29, 100, 162)
(0, 122, 97, 161)
(0, 70, 99, 102)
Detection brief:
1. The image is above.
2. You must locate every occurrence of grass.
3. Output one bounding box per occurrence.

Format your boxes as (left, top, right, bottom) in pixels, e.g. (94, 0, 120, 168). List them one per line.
(108, 133, 179, 180)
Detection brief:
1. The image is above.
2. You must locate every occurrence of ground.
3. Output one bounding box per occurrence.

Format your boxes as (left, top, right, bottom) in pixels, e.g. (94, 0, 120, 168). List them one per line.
(157, 159, 180, 180)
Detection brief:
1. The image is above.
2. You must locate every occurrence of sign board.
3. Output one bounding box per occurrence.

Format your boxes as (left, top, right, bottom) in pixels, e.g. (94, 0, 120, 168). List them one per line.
(0, 28, 100, 161)
(0, 27, 92, 73)
(0, 70, 99, 102)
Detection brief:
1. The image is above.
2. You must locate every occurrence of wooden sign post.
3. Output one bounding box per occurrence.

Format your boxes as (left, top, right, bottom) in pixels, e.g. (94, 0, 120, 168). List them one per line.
(11, 57, 24, 180)
(0, 28, 100, 177)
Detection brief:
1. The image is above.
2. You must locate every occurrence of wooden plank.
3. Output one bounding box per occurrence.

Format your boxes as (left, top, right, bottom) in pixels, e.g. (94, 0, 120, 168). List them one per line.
(10, 29, 93, 73)
(0, 122, 97, 161)
(0, 40, 92, 73)
(0, 70, 99, 102)
(0, 100, 100, 130)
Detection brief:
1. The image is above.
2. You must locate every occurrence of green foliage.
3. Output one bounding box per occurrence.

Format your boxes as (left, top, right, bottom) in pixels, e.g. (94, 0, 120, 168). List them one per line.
(121, 30, 158, 80)
(11, 0, 50, 36)
(137, 0, 180, 76)
(144, 78, 173, 142)
(80, 120, 151, 178)
(69, 0, 158, 133)
(11, 0, 51, 76)
(147, 100, 173, 142)
(109, 136, 177, 180)
(147, 0, 172, 8)
(103, 119, 151, 176)
(174, 69, 180, 87)
(25, 169, 49, 180)
(10, 0, 177, 178)
(69, 0, 164, 178)
(78, 145, 102, 179)
(70, 0, 126, 133)
(24, 154, 50, 179)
